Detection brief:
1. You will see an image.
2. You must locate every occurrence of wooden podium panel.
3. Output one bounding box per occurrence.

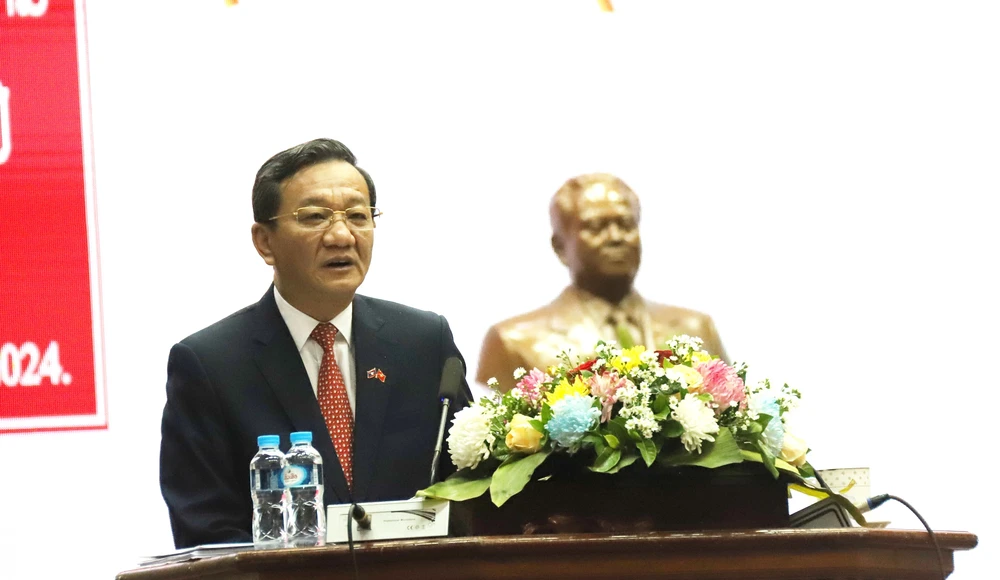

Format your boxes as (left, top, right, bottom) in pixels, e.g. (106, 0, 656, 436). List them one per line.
(118, 528, 978, 580)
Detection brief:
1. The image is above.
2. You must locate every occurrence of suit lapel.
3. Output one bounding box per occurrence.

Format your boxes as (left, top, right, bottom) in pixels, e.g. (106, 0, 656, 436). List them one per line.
(351, 295, 394, 502)
(251, 286, 351, 503)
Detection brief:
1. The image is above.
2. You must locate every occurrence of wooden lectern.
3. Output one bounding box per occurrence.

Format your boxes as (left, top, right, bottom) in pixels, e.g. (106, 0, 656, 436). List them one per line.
(118, 528, 977, 580)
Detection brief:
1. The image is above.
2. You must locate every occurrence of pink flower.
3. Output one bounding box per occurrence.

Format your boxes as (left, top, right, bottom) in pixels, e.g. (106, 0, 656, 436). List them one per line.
(516, 369, 551, 406)
(697, 360, 746, 412)
(587, 371, 626, 423)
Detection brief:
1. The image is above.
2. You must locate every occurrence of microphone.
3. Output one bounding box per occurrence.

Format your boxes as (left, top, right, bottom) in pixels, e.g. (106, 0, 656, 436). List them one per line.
(350, 503, 372, 529)
(429, 356, 466, 486)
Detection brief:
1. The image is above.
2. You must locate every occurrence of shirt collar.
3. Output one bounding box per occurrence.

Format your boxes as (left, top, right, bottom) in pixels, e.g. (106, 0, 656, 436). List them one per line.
(273, 288, 354, 351)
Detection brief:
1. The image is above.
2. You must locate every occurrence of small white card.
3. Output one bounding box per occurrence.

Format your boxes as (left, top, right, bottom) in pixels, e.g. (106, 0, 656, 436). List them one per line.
(326, 497, 450, 543)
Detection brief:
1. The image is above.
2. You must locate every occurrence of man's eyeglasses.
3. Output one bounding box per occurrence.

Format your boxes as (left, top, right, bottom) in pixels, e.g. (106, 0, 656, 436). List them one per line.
(269, 206, 383, 232)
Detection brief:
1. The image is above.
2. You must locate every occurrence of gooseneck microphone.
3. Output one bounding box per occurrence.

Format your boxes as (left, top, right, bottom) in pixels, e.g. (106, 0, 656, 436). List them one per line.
(429, 356, 466, 486)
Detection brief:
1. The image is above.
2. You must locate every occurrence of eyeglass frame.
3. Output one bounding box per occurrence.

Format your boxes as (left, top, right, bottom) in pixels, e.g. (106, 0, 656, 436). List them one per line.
(267, 205, 384, 231)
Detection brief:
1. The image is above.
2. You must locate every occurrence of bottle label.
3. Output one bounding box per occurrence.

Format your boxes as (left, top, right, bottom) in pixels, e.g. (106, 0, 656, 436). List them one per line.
(283, 464, 324, 487)
(251, 468, 284, 491)
(283, 465, 311, 487)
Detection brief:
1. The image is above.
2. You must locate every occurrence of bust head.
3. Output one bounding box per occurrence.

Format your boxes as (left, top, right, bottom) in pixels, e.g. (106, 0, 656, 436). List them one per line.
(550, 173, 641, 304)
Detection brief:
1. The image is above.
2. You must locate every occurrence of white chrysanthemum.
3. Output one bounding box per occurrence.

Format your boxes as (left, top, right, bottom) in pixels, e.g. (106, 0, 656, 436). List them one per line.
(513, 367, 527, 380)
(671, 396, 719, 453)
(447, 405, 492, 470)
(486, 377, 499, 388)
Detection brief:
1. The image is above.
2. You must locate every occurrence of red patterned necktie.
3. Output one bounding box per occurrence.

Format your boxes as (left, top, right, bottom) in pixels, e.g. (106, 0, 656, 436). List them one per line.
(309, 322, 354, 489)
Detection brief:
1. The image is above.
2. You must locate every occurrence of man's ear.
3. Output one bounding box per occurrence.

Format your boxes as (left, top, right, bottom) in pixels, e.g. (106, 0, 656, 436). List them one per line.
(251, 223, 276, 266)
(552, 233, 569, 268)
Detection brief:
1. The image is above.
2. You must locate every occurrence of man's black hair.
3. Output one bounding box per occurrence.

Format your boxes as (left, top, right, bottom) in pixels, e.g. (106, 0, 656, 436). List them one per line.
(252, 138, 376, 223)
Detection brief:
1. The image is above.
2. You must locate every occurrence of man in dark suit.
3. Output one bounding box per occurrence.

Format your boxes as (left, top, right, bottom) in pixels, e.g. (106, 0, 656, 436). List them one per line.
(160, 138, 471, 549)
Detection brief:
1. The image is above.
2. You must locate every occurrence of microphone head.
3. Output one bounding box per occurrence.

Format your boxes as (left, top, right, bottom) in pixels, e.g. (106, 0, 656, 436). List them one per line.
(438, 356, 466, 403)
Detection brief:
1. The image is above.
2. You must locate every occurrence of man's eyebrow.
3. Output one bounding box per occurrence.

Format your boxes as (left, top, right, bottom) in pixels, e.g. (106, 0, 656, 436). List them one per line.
(298, 193, 368, 207)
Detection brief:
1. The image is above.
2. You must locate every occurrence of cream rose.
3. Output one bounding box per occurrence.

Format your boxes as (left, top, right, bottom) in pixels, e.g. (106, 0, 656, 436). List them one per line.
(668, 365, 705, 393)
(780, 431, 809, 467)
(505, 414, 543, 454)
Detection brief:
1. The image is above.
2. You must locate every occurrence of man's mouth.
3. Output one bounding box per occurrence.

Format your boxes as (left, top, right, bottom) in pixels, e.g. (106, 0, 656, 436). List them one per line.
(323, 258, 354, 269)
(601, 247, 634, 259)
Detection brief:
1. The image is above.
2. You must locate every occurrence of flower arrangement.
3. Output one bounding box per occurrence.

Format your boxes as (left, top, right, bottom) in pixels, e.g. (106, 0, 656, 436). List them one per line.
(420, 335, 816, 507)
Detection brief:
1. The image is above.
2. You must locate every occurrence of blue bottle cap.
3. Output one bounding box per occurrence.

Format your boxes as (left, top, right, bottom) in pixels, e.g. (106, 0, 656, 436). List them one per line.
(289, 431, 313, 445)
(257, 434, 280, 448)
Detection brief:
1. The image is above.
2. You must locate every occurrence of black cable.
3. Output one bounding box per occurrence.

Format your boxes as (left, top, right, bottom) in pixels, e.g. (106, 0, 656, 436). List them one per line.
(346, 503, 361, 580)
(882, 495, 947, 580)
(810, 470, 947, 579)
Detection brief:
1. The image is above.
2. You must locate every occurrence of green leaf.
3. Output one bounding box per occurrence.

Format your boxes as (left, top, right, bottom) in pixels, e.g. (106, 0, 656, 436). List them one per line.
(527, 419, 544, 433)
(662, 419, 684, 438)
(606, 418, 632, 448)
(589, 447, 622, 473)
(739, 449, 799, 476)
(417, 471, 491, 502)
(660, 427, 744, 469)
(581, 433, 604, 448)
(605, 453, 639, 474)
(652, 393, 670, 416)
(604, 434, 621, 449)
(593, 438, 607, 456)
(541, 403, 553, 424)
(637, 439, 658, 467)
(756, 441, 779, 479)
(489, 450, 551, 507)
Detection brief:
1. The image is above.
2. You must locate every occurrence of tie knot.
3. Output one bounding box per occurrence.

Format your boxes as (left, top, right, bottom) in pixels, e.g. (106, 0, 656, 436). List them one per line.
(608, 310, 631, 326)
(310, 322, 338, 351)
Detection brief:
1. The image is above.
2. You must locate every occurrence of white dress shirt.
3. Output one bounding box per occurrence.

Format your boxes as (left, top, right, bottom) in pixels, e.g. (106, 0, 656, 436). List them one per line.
(273, 288, 357, 415)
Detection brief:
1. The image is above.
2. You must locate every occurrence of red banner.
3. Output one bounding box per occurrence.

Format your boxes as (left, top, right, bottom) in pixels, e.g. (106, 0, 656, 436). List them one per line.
(0, 0, 105, 433)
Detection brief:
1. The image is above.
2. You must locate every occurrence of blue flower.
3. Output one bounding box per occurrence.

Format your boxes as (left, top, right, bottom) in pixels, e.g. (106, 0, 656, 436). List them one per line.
(546, 394, 600, 449)
(751, 392, 784, 457)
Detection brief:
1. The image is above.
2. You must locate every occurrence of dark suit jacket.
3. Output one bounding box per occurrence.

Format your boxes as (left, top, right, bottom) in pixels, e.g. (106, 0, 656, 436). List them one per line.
(160, 287, 471, 548)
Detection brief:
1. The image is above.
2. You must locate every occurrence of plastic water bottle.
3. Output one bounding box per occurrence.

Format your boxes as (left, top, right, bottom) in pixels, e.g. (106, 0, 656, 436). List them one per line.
(284, 431, 326, 547)
(249, 435, 287, 549)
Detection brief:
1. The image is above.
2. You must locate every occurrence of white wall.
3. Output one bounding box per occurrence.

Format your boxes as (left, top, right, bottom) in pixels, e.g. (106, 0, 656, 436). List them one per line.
(1, 1, 997, 578)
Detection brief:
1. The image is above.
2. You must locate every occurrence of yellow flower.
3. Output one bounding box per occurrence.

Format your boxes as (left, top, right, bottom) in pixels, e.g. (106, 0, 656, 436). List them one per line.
(505, 414, 543, 454)
(609, 345, 646, 374)
(671, 364, 705, 392)
(690, 350, 714, 365)
(545, 376, 589, 406)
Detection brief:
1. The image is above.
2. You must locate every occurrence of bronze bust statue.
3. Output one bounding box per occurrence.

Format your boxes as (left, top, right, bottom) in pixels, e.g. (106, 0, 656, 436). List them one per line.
(476, 173, 727, 388)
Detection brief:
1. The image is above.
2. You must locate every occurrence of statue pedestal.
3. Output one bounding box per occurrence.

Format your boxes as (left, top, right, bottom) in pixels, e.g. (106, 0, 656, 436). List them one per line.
(450, 462, 790, 536)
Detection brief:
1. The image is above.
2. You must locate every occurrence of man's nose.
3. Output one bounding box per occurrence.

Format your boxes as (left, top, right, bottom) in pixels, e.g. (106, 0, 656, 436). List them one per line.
(606, 223, 626, 242)
(322, 218, 356, 245)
